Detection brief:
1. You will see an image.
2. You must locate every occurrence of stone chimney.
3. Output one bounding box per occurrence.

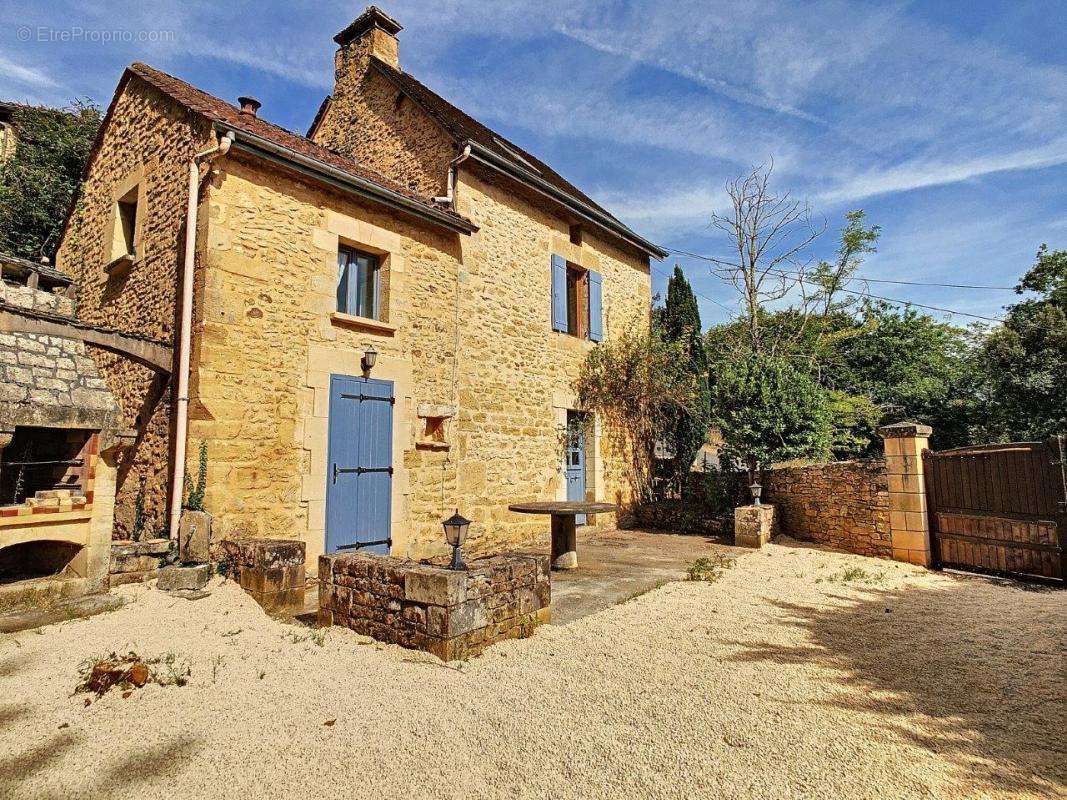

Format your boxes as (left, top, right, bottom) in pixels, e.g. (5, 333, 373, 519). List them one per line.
(333, 6, 402, 70)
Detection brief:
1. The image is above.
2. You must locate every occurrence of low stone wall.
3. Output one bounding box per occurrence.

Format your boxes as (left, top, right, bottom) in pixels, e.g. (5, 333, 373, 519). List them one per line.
(761, 460, 892, 558)
(221, 538, 306, 613)
(319, 551, 550, 660)
(109, 538, 170, 586)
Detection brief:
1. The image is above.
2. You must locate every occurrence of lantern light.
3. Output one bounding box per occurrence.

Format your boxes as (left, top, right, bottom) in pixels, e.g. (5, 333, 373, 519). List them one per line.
(361, 346, 378, 373)
(442, 509, 471, 570)
(750, 482, 763, 506)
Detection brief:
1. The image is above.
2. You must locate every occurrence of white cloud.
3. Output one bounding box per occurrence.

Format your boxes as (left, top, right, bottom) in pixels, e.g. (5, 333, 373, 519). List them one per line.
(0, 54, 58, 90)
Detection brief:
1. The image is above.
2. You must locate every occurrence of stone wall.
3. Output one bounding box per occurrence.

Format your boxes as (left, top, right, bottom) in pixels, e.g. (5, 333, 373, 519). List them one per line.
(196, 153, 650, 570)
(56, 77, 213, 538)
(0, 279, 75, 316)
(761, 460, 892, 558)
(311, 36, 454, 199)
(319, 550, 550, 660)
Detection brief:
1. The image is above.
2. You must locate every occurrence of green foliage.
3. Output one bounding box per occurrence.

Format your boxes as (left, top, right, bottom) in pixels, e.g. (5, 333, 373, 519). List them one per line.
(685, 552, 734, 583)
(972, 244, 1067, 441)
(0, 101, 101, 259)
(809, 210, 881, 315)
(183, 442, 208, 512)
(657, 266, 711, 493)
(574, 329, 700, 501)
(825, 301, 976, 452)
(710, 354, 832, 478)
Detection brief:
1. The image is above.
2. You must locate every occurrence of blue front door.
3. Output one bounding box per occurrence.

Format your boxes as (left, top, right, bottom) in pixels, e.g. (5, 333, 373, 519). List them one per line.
(326, 375, 394, 555)
(566, 411, 587, 525)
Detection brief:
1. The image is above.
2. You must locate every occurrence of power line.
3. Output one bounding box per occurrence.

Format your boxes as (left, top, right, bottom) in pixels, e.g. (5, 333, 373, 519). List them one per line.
(665, 247, 1017, 291)
(650, 262, 736, 315)
(662, 247, 1009, 324)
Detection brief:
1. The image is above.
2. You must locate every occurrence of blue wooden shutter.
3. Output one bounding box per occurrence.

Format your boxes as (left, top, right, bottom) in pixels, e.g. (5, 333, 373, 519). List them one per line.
(588, 269, 603, 342)
(551, 254, 567, 332)
(355, 379, 393, 553)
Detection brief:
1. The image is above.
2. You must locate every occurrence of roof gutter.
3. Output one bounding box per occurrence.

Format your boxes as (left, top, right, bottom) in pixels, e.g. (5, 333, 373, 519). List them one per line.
(463, 140, 667, 259)
(217, 125, 477, 235)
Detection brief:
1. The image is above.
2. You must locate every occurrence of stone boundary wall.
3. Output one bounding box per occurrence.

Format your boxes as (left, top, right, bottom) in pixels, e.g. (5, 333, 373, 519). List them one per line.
(762, 459, 892, 558)
(319, 551, 550, 660)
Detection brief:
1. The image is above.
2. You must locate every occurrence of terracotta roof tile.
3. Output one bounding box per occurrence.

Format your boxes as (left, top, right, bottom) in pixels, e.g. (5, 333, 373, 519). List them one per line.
(127, 62, 472, 229)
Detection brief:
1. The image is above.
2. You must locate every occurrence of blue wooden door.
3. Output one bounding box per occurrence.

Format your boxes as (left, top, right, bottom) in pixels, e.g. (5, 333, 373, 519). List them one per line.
(326, 375, 394, 555)
(566, 411, 587, 525)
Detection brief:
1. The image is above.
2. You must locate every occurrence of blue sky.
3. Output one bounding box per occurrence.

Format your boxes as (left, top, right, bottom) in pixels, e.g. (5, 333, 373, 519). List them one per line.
(3, 0, 1064, 327)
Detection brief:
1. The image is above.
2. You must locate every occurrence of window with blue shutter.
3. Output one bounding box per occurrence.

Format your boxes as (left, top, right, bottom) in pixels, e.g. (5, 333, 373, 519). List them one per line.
(551, 254, 567, 332)
(588, 270, 603, 342)
(552, 253, 604, 341)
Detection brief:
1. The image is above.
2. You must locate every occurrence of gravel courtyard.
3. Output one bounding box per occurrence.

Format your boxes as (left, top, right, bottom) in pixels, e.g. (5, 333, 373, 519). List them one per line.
(1, 539, 1063, 800)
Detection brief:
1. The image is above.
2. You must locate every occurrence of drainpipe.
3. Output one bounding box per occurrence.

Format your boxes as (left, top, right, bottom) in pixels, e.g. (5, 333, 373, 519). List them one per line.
(433, 143, 471, 206)
(168, 130, 234, 541)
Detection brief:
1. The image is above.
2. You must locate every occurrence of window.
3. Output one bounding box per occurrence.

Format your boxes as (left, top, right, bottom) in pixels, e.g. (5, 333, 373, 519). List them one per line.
(112, 185, 139, 260)
(551, 254, 603, 342)
(565, 265, 589, 338)
(337, 245, 381, 320)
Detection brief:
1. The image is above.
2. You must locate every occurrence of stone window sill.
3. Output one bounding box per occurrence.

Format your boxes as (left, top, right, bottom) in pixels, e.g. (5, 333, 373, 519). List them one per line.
(330, 311, 396, 335)
(415, 440, 450, 451)
(104, 253, 137, 277)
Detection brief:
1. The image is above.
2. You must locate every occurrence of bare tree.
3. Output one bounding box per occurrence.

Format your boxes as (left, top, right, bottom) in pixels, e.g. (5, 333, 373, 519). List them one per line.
(705, 163, 824, 355)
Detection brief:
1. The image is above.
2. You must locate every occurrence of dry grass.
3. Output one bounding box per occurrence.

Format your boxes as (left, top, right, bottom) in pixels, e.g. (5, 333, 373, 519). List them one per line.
(1, 540, 1063, 800)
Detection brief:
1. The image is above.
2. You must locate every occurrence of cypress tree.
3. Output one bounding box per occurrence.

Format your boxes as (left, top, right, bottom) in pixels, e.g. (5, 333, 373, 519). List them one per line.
(660, 266, 710, 494)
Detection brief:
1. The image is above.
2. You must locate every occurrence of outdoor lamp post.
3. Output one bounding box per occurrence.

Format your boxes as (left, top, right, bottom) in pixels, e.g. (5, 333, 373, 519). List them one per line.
(442, 509, 471, 570)
(750, 481, 763, 505)
(361, 346, 378, 375)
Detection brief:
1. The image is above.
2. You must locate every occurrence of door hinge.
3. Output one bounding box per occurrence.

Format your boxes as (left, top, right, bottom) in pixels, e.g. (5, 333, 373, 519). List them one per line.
(337, 538, 392, 552)
(332, 464, 394, 484)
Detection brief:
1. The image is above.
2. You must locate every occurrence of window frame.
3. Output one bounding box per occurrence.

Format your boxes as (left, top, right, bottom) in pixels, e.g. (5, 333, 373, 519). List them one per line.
(336, 244, 383, 321)
(565, 263, 589, 339)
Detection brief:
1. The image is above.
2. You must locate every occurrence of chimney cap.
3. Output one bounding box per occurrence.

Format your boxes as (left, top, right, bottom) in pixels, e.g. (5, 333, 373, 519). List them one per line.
(334, 6, 402, 47)
(237, 96, 261, 117)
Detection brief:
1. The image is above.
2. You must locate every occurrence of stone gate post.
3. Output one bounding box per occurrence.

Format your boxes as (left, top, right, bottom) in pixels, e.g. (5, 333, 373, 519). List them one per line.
(879, 422, 932, 567)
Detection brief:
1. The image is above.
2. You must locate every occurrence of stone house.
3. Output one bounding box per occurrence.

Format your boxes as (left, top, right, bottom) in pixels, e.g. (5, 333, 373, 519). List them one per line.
(53, 7, 664, 571)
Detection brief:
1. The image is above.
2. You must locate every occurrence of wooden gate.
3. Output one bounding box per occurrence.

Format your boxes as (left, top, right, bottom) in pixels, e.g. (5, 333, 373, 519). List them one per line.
(923, 438, 1066, 582)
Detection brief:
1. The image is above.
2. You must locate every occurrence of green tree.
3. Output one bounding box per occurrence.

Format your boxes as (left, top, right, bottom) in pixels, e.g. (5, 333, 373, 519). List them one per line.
(710, 354, 832, 481)
(0, 100, 101, 260)
(974, 245, 1067, 440)
(574, 330, 700, 501)
(657, 265, 710, 493)
(825, 301, 976, 451)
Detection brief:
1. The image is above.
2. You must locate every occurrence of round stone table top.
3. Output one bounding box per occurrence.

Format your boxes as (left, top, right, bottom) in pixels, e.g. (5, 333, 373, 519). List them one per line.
(508, 501, 620, 516)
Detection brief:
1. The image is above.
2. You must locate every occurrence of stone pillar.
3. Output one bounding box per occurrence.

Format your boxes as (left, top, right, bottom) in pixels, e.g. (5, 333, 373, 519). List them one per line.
(734, 504, 777, 548)
(879, 422, 932, 567)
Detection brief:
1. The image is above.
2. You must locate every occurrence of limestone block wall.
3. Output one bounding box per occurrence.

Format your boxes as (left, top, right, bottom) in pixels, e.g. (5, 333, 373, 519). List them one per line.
(761, 460, 893, 558)
(193, 153, 650, 571)
(56, 78, 213, 538)
(192, 155, 463, 568)
(453, 168, 652, 540)
(0, 280, 74, 316)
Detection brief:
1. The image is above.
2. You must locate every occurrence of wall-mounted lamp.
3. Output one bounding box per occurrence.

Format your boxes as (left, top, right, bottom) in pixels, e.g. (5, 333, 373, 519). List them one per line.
(361, 346, 378, 375)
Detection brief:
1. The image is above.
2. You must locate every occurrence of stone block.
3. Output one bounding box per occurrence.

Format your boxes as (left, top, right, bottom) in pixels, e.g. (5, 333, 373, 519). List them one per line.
(221, 537, 304, 570)
(157, 564, 211, 592)
(734, 504, 777, 548)
(405, 568, 467, 606)
(179, 510, 213, 564)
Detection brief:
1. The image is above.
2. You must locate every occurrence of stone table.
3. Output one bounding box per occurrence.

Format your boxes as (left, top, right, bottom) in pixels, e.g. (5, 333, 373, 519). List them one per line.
(508, 501, 619, 570)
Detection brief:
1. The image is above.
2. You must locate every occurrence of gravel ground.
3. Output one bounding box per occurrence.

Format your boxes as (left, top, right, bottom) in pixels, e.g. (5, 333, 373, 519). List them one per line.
(1, 539, 1064, 800)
